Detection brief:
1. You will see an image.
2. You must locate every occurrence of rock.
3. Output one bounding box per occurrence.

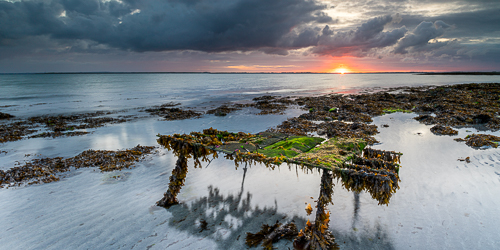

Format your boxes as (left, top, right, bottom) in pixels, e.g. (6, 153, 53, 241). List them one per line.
(430, 125, 458, 135)
(0, 112, 14, 119)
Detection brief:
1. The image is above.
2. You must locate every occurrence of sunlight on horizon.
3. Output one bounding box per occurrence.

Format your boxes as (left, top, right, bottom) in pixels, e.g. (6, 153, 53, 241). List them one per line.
(331, 64, 351, 74)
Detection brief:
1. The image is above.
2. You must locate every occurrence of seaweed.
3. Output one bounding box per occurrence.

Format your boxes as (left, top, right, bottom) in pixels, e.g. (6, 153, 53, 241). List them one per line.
(290, 83, 500, 133)
(157, 127, 403, 249)
(383, 108, 412, 114)
(268, 117, 378, 145)
(245, 221, 298, 249)
(293, 169, 338, 250)
(206, 105, 242, 116)
(458, 157, 471, 163)
(1, 111, 129, 142)
(430, 125, 458, 135)
(251, 96, 291, 115)
(261, 136, 325, 158)
(0, 145, 155, 188)
(157, 155, 189, 208)
(204, 96, 296, 117)
(0, 112, 14, 119)
(268, 117, 317, 136)
(157, 127, 402, 208)
(145, 107, 203, 120)
(362, 148, 401, 164)
(454, 134, 500, 148)
(0, 122, 37, 143)
(292, 137, 366, 167)
(305, 203, 313, 215)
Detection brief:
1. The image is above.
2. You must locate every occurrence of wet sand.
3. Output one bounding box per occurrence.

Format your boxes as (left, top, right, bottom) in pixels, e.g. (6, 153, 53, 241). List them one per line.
(1, 83, 500, 249)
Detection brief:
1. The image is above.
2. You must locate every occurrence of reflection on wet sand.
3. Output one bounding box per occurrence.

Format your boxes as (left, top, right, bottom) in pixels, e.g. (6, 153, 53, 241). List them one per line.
(164, 162, 303, 250)
(163, 163, 395, 250)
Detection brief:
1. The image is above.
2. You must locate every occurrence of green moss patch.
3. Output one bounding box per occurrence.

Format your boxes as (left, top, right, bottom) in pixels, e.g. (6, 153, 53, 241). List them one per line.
(292, 137, 366, 169)
(259, 136, 325, 158)
(383, 108, 412, 114)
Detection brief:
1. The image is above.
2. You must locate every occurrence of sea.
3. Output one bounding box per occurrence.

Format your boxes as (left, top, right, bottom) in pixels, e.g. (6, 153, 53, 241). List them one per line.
(1, 73, 500, 249)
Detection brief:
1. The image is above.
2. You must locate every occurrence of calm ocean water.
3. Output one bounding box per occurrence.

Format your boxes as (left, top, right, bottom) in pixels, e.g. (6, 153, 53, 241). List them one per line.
(1, 73, 500, 249)
(2, 73, 500, 117)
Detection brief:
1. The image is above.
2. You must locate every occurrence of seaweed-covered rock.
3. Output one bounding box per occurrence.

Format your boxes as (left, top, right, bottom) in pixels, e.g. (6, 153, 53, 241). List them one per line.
(0, 145, 155, 187)
(268, 117, 317, 136)
(430, 125, 458, 135)
(320, 121, 378, 139)
(414, 115, 436, 125)
(207, 105, 241, 116)
(259, 136, 325, 158)
(0, 112, 14, 119)
(454, 134, 500, 148)
(23, 112, 126, 139)
(145, 107, 203, 120)
(292, 83, 500, 131)
(292, 137, 366, 167)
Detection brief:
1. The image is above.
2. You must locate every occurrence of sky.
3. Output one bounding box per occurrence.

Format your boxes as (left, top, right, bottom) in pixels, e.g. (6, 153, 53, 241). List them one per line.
(1, 0, 499, 73)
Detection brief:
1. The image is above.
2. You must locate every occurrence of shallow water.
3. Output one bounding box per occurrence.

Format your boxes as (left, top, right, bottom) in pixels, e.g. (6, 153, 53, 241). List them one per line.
(1, 74, 500, 249)
(2, 73, 500, 118)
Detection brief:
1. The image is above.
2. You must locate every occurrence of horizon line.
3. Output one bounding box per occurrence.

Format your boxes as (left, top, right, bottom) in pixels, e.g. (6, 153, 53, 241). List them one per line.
(1, 71, 499, 75)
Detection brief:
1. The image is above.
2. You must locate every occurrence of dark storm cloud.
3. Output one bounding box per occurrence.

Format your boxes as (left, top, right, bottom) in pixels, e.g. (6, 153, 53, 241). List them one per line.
(335, 0, 500, 39)
(311, 15, 408, 56)
(0, 0, 331, 52)
(0, 0, 63, 41)
(1, 0, 500, 72)
(388, 8, 500, 39)
(394, 20, 452, 54)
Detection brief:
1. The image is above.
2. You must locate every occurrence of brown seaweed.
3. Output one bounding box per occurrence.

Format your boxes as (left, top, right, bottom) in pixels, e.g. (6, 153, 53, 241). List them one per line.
(0, 112, 14, 119)
(245, 221, 298, 250)
(0, 145, 155, 188)
(458, 157, 471, 163)
(0, 122, 37, 143)
(454, 134, 500, 148)
(156, 128, 402, 207)
(206, 104, 242, 116)
(294, 169, 338, 250)
(430, 125, 458, 136)
(157, 155, 189, 208)
(305, 203, 313, 215)
(1, 111, 128, 142)
(145, 107, 203, 120)
(291, 83, 500, 133)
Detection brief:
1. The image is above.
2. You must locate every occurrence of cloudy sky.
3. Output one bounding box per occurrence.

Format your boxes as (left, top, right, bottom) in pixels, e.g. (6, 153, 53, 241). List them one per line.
(1, 0, 499, 73)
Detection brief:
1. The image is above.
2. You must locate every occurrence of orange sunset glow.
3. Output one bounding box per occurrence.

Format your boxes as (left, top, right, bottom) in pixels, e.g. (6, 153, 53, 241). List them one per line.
(332, 65, 350, 74)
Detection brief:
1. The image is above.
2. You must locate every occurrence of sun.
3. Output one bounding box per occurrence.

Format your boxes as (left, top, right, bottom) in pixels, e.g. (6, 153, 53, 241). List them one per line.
(335, 68, 348, 74)
(331, 64, 350, 74)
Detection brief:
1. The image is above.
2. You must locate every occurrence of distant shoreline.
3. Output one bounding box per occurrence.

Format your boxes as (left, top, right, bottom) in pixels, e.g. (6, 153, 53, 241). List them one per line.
(417, 72, 500, 75)
(0, 71, 499, 75)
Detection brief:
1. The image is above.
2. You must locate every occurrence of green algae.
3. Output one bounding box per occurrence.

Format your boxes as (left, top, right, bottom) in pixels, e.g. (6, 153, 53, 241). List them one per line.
(382, 108, 412, 114)
(292, 137, 366, 169)
(260, 136, 325, 158)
